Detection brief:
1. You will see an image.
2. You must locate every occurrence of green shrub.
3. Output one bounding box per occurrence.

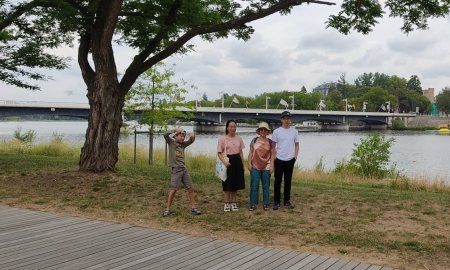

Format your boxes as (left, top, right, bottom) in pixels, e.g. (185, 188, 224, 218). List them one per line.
(14, 128, 36, 143)
(349, 133, 395, 178)
(391, 118, 405, 130)
(334, 133, 396, 178)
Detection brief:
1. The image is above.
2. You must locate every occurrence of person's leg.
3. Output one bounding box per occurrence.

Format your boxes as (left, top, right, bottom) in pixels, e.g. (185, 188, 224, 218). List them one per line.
(283, 158, 296, 206)
(230, 191, 239, 211)
(165, 189, 176, 210)
(261, 170, 270, 206)
(223, 191, 231, 211)
(187, 187, 196, 209)
(273, 158, 283, 208)
(249, 168, 260, 206)
(181, 168, 197, 210)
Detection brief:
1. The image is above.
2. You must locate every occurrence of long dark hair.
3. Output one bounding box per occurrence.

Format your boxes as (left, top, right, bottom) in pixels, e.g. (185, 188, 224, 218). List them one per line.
(225, 120, 237, 135)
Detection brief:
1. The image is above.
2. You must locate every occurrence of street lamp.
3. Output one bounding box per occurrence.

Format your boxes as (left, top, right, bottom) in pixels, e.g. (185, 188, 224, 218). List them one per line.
(363, 102, 367, 112)
(265, 96, 270, 110)
(289, 95, 294, 110)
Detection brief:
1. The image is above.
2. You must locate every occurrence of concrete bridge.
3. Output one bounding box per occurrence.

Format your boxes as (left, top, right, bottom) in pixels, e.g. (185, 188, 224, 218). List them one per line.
(0, 100, 416, 131)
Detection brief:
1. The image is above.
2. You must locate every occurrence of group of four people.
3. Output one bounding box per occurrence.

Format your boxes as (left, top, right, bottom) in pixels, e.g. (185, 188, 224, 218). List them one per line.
(162, 111, 299, 216)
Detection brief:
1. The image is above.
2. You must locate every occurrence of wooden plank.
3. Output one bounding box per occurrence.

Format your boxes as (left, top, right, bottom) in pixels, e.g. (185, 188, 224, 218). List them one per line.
(82, 234, 199, 270)
(0, 223, 132, 268)
(271, 252, 311, 270)
(367, 266, 383, 270)
(285, 254, 320, 270)
(311, 257, 340, 270)
(164, 240, 242, 270)
(258, 251, 304, 270)
(201, 245, 266, 270)
(233, 248, 285, 270)
(0, 221, 120, 258)
(122, 237, 214, 270)
(353, 263, 372, 270)
(0, 218, 91, 245)
(246, 249, 294, 270)
(177, 242, 253, 270)
(338, 260, 361, 270)
(53, 229, 173, 270)
(25, 228, 170, 270)
(298, 255, 329, 270)
(79, 231, 184, 270)
(103, 235, 211, 270)
(146, 239, 230, 270)
(0, 219, 99, 249)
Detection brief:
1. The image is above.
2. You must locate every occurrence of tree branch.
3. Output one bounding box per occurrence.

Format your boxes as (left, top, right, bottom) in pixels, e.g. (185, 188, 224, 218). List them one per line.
(120, 0, 335, 93)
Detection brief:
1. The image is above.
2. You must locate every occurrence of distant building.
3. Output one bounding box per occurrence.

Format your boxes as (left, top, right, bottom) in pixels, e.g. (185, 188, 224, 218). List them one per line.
(312, 82, 336, 96)
(422, 88, 435, 102)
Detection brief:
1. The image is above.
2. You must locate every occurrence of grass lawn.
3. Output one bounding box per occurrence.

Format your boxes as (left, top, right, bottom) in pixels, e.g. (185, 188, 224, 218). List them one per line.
(0, 146, 449, 270)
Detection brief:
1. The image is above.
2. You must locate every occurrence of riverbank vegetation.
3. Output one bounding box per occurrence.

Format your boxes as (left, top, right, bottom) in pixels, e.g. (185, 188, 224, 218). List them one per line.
(1, 140, 449, 269)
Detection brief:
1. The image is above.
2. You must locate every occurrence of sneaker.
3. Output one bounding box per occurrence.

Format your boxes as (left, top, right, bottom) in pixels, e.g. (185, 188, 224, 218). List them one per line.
(273, 203, 280, 210)
(191, 208, 201, 216)
(162, 209, 172, 217)
(231, 203, 239, 211)
(284, 201, 295, 209)
(263, 204, 270, 211)
(224, 203, 231, 212)
(249, 205, 256, 211)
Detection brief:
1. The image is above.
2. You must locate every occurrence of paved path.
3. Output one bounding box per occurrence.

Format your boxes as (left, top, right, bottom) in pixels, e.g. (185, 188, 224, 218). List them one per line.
(0, 205, 395, 270)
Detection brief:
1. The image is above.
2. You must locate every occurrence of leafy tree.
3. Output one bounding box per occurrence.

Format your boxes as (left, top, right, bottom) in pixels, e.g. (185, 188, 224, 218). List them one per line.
(325, 90, 343, 111)
(2, 0, 449, 172)
(125, 62, 193, 164)
(361, 87, 397, 112)
(406, 75, 422, 94)
(336, 73, 349, 98)
(436, 88, 450, 116)
(125, 62, 192, 133)
(300, 85, 307, 93)
(202, 92, 208, 101)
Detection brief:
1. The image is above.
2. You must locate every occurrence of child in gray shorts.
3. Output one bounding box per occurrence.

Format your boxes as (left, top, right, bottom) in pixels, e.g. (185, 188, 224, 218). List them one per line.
(162, 128, 201, 217)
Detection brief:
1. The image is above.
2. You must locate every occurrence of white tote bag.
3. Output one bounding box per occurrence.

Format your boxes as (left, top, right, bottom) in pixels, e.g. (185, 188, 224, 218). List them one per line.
(215, 144, 228, 181)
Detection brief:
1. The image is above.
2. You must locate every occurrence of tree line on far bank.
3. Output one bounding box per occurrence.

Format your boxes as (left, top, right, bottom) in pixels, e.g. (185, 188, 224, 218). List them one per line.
(191, 73, 450, 115)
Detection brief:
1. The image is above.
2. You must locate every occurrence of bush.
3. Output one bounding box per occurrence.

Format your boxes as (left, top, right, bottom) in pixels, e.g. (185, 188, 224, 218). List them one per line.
(14, 128, 36, 144)
(391, 118, 405, 130)
(334, 133, 395, 178)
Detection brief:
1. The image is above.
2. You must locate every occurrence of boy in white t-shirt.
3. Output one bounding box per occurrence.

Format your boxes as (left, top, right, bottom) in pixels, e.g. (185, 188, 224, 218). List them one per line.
(271, 111, 299, 210)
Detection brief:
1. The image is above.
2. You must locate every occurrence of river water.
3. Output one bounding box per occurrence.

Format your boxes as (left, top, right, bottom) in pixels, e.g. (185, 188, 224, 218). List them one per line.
(1, 121, 449, 183)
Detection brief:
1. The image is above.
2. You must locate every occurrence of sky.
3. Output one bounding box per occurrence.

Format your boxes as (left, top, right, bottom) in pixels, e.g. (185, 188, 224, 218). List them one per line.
(1, 2, 450, 104)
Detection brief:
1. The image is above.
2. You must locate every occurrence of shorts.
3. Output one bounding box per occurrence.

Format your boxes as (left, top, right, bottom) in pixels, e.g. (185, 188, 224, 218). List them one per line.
(170, 166, 193, 190)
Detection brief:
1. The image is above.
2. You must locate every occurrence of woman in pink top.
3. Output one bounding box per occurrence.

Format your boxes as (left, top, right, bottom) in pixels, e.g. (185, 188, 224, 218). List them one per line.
(217, 120, 245, 212)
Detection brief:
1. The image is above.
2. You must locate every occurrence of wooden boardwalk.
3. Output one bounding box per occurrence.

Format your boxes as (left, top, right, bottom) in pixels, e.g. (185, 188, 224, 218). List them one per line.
(0, 206, 395, 270)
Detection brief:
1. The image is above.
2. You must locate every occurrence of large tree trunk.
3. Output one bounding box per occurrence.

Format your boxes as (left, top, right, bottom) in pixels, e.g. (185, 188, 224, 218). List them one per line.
(78, 0, 125, 172)
(79, 78, 124, 172)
